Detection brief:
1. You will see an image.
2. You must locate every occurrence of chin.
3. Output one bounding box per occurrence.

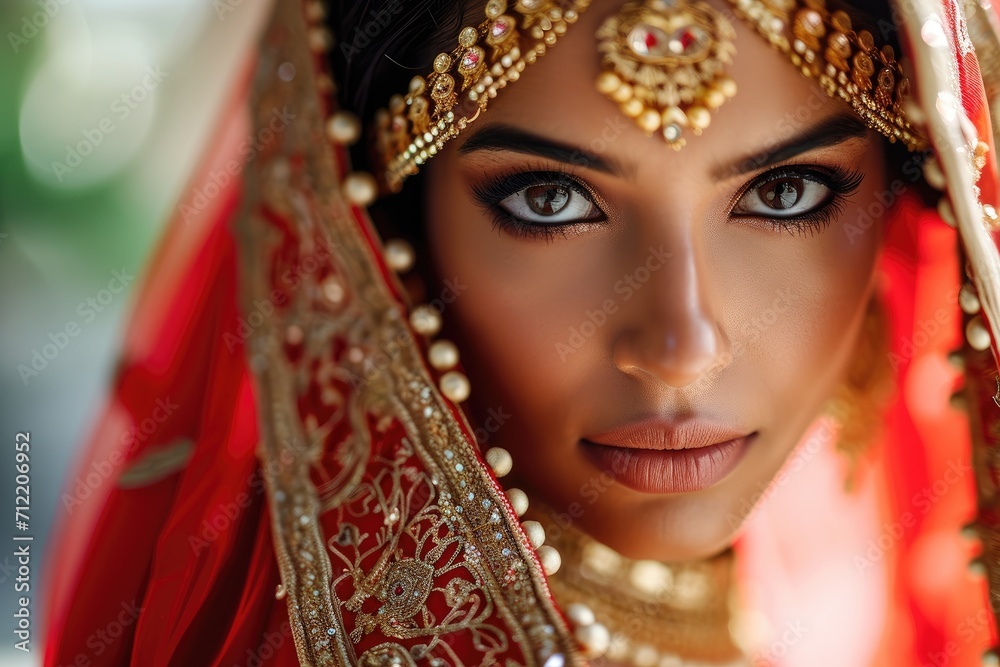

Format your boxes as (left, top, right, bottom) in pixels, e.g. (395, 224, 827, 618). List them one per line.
(574, 490, 751, 562)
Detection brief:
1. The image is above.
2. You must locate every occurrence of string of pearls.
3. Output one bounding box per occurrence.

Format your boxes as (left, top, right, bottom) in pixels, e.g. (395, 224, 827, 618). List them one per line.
(303, 3, 603, 652)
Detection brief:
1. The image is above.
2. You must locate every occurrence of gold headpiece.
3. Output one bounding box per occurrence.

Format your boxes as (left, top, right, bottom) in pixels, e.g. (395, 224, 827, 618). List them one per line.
(724, 0, 928, 152)
(370, 0, 928, 193)
(373, 0, 594, 194)
(594, 0, 739, 149)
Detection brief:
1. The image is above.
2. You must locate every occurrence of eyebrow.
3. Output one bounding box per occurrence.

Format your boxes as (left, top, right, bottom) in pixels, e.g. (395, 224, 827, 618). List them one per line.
(457, 112, 870, 182)
(711, 112, 871, 180)
(458, 124, 631, 178)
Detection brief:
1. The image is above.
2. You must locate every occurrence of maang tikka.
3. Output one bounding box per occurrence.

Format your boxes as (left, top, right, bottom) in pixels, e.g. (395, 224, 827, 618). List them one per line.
(595, 0, 739, 149)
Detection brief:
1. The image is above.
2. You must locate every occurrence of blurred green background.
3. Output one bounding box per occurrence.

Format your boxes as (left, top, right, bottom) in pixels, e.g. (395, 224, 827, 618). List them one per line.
(0, 1, 267, 663)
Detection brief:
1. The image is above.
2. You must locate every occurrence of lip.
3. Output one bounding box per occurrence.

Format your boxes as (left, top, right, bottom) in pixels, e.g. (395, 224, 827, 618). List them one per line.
(580, 418, 755, 494)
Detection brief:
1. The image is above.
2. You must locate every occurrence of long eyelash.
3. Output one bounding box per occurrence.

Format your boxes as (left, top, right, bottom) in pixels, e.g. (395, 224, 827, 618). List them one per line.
(732, 165, 865, 237)
(470, 164, 604, 242)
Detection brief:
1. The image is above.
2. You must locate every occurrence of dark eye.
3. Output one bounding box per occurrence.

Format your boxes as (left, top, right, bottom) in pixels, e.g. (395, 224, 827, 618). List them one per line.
(498, 182, 602, 224)
(732, 174, 834, 218)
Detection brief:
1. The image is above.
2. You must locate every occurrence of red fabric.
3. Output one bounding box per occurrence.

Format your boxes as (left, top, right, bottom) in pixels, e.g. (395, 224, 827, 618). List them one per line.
(42, 2, 1000, 666)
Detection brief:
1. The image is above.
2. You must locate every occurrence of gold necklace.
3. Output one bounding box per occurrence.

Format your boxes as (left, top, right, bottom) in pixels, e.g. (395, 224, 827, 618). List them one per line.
(528, 507, 746, 666)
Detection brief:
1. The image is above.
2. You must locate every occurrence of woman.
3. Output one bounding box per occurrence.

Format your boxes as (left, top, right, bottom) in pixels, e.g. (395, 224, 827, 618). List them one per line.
(43, 0, 1000, 665)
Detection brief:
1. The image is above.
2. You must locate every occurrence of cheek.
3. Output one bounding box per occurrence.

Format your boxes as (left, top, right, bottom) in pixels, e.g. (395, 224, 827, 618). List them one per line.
(715, 193, 884, 425)
(425, 184, 599, 420)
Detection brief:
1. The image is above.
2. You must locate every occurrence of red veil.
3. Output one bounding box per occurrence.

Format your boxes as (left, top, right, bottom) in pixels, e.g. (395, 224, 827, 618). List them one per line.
(43, 1, 1000, 666)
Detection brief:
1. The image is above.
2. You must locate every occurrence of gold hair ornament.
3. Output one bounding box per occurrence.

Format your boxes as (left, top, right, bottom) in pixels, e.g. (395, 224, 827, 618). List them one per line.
(724, 0, 928, 151)
(371, 0, 930, 193)
(594, 0, 739, 149)
(374, 0, 594, 194)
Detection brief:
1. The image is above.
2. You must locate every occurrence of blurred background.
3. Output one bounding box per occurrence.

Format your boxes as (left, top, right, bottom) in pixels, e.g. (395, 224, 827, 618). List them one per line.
(0, 1, 267, 664)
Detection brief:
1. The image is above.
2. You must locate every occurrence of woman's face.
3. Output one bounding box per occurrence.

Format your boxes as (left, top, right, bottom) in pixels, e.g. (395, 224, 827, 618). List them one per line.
(423, 0, 887, 561)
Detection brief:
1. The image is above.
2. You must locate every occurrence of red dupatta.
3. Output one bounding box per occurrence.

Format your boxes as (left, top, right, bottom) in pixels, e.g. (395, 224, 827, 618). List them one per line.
(42, 1, 1000, 665)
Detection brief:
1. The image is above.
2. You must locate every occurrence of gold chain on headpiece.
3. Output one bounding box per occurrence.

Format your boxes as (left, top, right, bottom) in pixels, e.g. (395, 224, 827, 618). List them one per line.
(374, 0, 593, 194)
(724, 0, 928, 151)
(369, 0, 928, 193)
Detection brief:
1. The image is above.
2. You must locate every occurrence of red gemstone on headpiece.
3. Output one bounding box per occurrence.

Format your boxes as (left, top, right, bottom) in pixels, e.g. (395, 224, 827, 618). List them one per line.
(492, 19, 510, 39)
(462, 51, 481, 69)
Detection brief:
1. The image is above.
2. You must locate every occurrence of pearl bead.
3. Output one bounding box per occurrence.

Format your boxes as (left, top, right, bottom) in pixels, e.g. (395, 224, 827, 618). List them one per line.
(637, 109, 661, 134)
(947, 350, 965, 370)
(621, 98, 644, 118)
(959, 282, 981, 314)
(962, 521, 979, 540)
(286, 325, 303, 345)
(610, 83, 633, 103)
(428, 340, 460, 370)
(384, 238, 415, 272)
(542, 654, 565, 667)
(574, 622, 611, 657)
(950, 389, 967, 410)
(566, 603, 596, 627)
(632, 644, 658, 667)
(922, 157, 946, 190)
(410, 305, 442, 336)
(322, 277, 345, 304)
(703, 88, 726, 109)
(966, 316, 992, 351)
(308, 28, 331, 52)
(275, 584, 287, 600)
(937, 196, 956, 227)
(537, 544, 561, 575)
(969, 555, 987, 576)
(686, 106, 711, 130)
(595, 71, 621, 94)
(439, 370, 471, 403)
(716, 76, 737, 97)
(305, 1, 325, 22)
(522, 520, 546, 548)
(485, 447, 513, 477)
(326, 111, 361, 145)
(983, 648, 1000, 667)
(342, 172, 379, 207)
(505, 487, 529, 516)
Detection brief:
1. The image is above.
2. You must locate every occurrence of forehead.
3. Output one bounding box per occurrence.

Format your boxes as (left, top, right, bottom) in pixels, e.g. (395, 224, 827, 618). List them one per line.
(459, 0, 853, 172)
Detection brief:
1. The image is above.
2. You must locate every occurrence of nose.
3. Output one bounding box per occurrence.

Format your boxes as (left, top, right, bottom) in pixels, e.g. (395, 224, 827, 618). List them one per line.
(612, 237, 732, 389)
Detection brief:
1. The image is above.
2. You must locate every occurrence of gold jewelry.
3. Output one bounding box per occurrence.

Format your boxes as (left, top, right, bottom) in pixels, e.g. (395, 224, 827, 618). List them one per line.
(827, 295, 892, 488)
(371, 0, 929, 191)
(373, 0, 594, 194)
(531, 508, 745, 665)
(594, 0, 739, 149)
(725, 0, 928, 152)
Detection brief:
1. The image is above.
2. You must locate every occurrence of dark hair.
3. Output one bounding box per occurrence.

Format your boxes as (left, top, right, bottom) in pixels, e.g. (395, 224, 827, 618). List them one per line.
(323, 0, 929, 249)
